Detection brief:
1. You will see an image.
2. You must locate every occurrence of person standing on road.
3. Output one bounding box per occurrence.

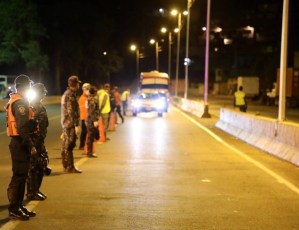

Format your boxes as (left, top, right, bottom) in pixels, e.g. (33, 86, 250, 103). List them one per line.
(98, 83, 111, 140)
(61, 75, 82, 173)
(27, 83, 50, 201)
(85, 86, 100, 157)
(121, 89, 130, 116)
(234, 86, 247, 112)
(113, 86, 124, 123)
(6, 74, 37, 221)
(78, 83, 90, 150)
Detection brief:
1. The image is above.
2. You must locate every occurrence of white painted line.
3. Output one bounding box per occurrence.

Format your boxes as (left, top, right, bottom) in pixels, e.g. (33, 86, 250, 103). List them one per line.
(175, 107, 299, 195)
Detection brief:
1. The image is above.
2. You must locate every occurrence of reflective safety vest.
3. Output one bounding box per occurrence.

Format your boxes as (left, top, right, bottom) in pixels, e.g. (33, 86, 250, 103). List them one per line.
(6, 93, 34, 136)
(234, 91, 246, 106)
(99, 90, 111, 114)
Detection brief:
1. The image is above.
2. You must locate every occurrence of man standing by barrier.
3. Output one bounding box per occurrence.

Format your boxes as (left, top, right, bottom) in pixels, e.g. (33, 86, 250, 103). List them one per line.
(61, 75, 82, 173)
(234, 86, 247, 112)
(6, 74, 37, 220)
(121, 89, 130, 116)
(98, 83, 111, 140)
(78, 83, 90, 150)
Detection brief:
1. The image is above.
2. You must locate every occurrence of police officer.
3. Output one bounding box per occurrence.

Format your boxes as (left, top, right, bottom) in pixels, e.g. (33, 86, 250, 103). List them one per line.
(61, 75, 82, 173)
(6, 74, 37, 220)
(27, 83, 50, 201)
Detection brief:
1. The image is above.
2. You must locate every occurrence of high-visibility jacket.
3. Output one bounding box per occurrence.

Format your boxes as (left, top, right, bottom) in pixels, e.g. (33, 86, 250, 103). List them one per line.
(6, 93, 34, 136)
(78, 93, 88, 120)
(99, 90, 111, 114)
(234, 91, 246, 106)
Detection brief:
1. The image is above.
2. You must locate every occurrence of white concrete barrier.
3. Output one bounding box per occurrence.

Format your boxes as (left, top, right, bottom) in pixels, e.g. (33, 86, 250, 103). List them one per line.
(216, 108, 299, 166)
(172, 96, 205, 117)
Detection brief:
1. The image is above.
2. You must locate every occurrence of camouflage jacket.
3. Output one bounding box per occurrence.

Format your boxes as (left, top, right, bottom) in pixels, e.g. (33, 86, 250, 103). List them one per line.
(61, 88, 80, 128)
(85, 95, 100, 128)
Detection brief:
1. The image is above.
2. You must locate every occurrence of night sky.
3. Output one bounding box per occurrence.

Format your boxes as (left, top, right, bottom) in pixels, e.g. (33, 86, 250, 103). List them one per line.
(2, 0, 298, 91)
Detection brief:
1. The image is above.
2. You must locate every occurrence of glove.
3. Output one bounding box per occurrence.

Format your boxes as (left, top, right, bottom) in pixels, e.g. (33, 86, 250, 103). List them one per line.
(75, 126, 80, 135)
(31, 147, 37, 155)
(93, 121, 99, 127)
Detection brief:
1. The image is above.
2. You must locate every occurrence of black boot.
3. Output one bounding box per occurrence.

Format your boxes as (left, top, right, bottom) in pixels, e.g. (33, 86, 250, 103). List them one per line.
(20, 206, 36, 217)
(27, 193, 46, 201)
(9, 208, 30, 221)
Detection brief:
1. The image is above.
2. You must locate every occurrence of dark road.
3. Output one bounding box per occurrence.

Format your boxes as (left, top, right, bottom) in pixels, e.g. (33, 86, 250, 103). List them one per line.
(0, 103, 299, 230)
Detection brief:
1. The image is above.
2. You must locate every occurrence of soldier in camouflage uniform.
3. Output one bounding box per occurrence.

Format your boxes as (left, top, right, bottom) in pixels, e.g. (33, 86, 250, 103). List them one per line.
(61, 76, 82, 173)
(27, 83, 49, 201)
(85, 86, 100, 157)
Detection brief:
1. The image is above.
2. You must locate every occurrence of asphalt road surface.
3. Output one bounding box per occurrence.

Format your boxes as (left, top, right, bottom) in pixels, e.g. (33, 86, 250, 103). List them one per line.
(0, 104, 299, 230)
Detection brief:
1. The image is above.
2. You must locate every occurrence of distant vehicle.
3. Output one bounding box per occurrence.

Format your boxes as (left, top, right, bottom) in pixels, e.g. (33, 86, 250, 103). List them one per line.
(131, 92, 167, 117)
(139, 71, 170, 112)
(237, 76, 259, 98)
(0, 75, 16, 99)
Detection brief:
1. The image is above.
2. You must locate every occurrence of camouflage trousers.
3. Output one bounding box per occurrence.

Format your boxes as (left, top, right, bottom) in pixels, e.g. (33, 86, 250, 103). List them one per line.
(61, 127, 77, 170)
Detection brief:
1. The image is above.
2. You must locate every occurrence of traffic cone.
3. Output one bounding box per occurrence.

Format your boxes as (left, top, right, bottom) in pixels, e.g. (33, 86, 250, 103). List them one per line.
(97, 117, 106, 143)
(84, 133, 96, 154)
(108, 111, 116, 131)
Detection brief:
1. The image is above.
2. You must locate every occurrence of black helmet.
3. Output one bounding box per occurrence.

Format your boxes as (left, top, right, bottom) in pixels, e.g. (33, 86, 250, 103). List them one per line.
(14, 74, 32, 89)
(32, 83, 47, 95)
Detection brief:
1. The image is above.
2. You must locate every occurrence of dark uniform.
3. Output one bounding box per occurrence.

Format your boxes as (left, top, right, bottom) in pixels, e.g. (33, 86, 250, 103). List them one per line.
(27, 83, 50, 201)
(61, 75, 82, 173)
(85, 87, 100, 157)
(6, 75, 37, 220)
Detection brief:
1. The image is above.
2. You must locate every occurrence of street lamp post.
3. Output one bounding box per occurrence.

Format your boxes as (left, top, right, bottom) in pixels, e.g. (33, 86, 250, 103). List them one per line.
(171, 10, 182, 97)
(150, 39, 159, 71)
(202, 0, 211, 118)
(278, 0, 290, 122)
(161, 27, 172, 80)
(184, 0, 192, 99)
(130, 44, 140, 80)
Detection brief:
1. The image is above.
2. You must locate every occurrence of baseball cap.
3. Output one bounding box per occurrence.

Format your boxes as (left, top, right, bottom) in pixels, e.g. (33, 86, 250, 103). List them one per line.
(82, 83, 91, 90)
(68, 75, 81, 84)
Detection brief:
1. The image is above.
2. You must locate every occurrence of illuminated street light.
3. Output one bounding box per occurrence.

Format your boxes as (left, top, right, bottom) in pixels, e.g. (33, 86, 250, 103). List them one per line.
(161, 27, 173, 80)
(171, 10, 182, 97)
(184, 0, 194, 99)
(130, 44, 140, 80)
(149, 39, 159, 71)
(171, 9, 188, 97)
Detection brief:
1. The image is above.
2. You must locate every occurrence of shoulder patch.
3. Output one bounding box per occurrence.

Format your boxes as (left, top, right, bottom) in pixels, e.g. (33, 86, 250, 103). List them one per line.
(18, 106, 26, 115)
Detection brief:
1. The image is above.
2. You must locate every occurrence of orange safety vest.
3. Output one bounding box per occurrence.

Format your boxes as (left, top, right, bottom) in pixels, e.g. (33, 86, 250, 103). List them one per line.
(6, 93, 34, 136)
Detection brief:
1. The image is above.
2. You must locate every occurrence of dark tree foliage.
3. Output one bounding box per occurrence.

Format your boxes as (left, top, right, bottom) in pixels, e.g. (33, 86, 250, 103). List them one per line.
(0, 0, 48, 79)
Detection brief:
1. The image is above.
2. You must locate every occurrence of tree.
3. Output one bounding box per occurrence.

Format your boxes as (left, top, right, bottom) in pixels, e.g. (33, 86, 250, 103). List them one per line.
(0, 0, 48, 81)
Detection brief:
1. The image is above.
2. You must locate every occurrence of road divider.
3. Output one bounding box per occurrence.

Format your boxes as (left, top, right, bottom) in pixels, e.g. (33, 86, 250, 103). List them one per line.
(172, 96, 299, 167)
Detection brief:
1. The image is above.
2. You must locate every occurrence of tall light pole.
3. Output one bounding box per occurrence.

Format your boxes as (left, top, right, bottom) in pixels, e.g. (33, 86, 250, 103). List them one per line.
(278, 0, 290, 122)
(184, 0, 193, 99)
(202, 0, 211, 118)
(171, 10, 182, 97)
(150, 39, 159, 71)
(130, 44, 139, 80)
(161, 27, 172, 80)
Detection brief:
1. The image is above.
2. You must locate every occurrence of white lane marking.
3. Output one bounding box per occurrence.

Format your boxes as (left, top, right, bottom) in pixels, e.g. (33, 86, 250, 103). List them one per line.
(174, 107, 299, 195)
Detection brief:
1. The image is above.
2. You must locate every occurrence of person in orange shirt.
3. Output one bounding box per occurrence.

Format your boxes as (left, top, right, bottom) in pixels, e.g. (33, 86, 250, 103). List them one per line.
(78, 83, 90, 150)
(113, 86, 124, 123)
